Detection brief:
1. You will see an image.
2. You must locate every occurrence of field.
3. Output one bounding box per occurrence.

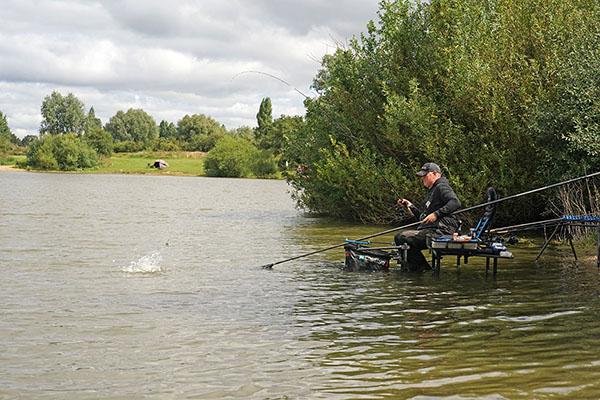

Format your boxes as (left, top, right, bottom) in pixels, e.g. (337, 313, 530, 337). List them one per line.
(92, 152, 206, 176)
(0, 152, 206, 176)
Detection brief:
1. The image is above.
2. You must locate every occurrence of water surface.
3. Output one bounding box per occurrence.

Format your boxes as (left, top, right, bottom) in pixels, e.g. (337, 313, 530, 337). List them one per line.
(1, 171, 599, 399)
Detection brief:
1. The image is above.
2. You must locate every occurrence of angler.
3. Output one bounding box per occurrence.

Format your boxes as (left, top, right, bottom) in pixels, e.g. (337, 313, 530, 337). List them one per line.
(395, 162, 461, 272)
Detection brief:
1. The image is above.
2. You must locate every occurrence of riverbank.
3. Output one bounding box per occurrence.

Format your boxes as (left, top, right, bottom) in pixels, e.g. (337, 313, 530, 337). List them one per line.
(0, 164, 26, 172)
(1, 151, 285, 179)
(0, 152, 207, 176)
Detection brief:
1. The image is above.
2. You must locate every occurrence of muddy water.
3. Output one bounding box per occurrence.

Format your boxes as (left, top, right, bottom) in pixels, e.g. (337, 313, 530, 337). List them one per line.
(1, 171, 599, 399)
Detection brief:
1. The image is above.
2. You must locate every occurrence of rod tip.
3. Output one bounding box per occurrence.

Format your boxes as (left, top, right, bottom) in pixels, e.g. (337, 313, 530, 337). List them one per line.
(261, 264, 274, 270)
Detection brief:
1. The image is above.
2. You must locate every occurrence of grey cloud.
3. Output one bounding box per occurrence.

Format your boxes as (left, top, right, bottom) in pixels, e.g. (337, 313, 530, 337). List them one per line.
(0, 0, 380, 137)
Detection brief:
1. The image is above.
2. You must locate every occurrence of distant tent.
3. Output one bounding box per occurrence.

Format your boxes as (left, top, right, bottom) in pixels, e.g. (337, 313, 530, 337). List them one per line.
(151, 160, 169, 169)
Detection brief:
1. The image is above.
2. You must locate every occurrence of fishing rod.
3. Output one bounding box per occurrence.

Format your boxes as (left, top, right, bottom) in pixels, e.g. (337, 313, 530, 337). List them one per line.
(261, 170, 600, 269)
(489, 218, 563, 235)
(234, 70, 404, 200)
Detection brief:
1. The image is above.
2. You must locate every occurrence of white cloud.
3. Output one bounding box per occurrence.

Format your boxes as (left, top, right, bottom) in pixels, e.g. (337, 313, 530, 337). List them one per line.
(0, 0, 380, 137)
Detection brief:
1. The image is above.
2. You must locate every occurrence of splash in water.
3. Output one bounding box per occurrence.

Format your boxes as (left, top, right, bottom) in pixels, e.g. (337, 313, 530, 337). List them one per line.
(121, 252, 165, 273)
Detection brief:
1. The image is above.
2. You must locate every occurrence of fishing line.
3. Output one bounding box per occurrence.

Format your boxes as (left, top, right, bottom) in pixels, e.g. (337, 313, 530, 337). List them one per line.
(233, 70, 404, 200)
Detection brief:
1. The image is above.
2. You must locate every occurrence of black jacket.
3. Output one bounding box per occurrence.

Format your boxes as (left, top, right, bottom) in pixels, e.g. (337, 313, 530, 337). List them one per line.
(408, 177, 461, 233)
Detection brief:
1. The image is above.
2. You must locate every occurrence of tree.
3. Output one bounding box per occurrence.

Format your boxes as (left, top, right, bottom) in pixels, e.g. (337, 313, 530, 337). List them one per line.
(230, 126, 255, 141)
(84, 127, 113, 156)
(40, 91, 86, 135)
(203, 135, 255, 177)
(265, 115, 304, 156)
(159, 120, 176, 140)
(84, 107, 102, 134)
(104, 108, 158, 144)
(27, 133, 99, 171)
(0, 111, 19, 152)
(255, 97, 273, 146)
(20, 135, 38, 147)
(175, 114, 226, 151)
(287, 0, 600, 224)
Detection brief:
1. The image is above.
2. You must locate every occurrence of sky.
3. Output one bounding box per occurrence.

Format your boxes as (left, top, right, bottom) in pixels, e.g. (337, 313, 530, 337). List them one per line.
(0, 0, 381, 138)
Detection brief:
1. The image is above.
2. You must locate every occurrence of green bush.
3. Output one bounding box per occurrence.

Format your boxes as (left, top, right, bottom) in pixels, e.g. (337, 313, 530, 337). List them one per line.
(26, 133, 99, 171)
(250, 150, 278, 178)
(84, 128, 113, 156)
(146, 137, 181, 152)
(286, 0, 600, 224)
(113, 140, 144, 153)
(203, 136, 254, 177)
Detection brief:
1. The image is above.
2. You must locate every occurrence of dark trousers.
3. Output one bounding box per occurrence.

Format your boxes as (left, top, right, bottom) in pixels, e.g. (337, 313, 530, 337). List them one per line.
(394, 229, 436, 270)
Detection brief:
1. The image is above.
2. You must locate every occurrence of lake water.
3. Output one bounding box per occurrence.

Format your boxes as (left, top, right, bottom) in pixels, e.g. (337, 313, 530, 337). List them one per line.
(1, 171, 600, 399)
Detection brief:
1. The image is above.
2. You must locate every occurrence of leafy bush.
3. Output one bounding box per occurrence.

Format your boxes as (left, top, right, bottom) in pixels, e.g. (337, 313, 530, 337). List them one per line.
(203, 136, 254, 177)
(146, 137, 181, 152)
(287, 0, 600, 224)
(26, 133, 99, 171)
(113, 140, 144, 153)
(250, 150, 278, 178)
(84, 128, 113, 156)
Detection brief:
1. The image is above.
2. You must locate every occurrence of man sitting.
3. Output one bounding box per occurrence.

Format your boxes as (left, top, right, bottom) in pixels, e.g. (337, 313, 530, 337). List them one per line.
(395, 162, 461, 271)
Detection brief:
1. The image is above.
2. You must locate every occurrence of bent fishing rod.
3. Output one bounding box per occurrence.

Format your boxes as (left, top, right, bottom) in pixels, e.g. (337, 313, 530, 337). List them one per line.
(235, 70, 404, 200)
(261, 170, 600, 269)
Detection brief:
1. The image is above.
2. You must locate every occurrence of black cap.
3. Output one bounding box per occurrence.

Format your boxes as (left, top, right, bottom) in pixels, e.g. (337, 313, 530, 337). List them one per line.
(416, 162, 441, 177)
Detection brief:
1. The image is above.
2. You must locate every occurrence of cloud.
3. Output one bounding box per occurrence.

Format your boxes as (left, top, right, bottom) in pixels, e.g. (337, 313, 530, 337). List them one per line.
(0, 0, 380, 137)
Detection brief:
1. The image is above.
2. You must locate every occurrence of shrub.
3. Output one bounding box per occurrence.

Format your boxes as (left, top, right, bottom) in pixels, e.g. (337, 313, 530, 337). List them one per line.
(84, 128, 114, 156)
(250, 150, 278, 178)
(203, 136, 254, 177)
(26, 133, 99, 171)
(113, 140, 144, 153)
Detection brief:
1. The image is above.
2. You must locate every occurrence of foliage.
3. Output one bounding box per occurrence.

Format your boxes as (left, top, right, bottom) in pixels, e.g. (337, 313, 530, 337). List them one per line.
(250, 149, 279, 178)
(20, 135, 39, 147)
(203, 135, 255, 178)
(146, 137, 181, 152)
(84, 127, 114, 156)
(288, 0, 600, 224)
(0, 111, 18, 146)
(40, 91, 86, 135)
(175, 114, 226, 152)
(255, 97, 273, 148)
(84, 107, 103, 134)
(230, 126, 255, 141)
(105, 108, 159, 143)
(27, 133, 99, 171)
(159, 120, 177, 139)
(260, 115, 305, 159)
(113, 140, 145, 153)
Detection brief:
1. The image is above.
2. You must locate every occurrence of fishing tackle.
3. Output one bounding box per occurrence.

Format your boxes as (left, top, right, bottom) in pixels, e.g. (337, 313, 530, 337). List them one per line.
(260, 171, 600, 269)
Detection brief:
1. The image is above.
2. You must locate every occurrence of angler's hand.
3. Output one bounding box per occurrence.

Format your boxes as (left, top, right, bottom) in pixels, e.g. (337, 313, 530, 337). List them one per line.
(397, 198, 412, 208)
(421, 213, 437, 224)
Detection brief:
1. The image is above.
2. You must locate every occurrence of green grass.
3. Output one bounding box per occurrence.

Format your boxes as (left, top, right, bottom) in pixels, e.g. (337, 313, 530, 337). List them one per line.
(0, 154, 26, 166)
(91, 152, 205, 176)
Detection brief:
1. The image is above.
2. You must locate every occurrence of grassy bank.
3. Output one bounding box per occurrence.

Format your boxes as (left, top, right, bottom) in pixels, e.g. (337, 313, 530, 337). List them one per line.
(91, 152, 205, 176)
(0, 151, 206, 176)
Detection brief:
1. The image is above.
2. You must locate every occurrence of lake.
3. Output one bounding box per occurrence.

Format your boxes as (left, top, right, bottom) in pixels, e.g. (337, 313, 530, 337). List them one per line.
(1, 171, 600, 399)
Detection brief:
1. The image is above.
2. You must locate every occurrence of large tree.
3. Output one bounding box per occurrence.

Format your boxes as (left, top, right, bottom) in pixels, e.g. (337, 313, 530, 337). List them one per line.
(104, 108, 158, 143)
(159, 120, 176, 140)
(0, 111, 18, 146)
(255, 97, 273, 146)
(40, 91, 86, 135)
(286, 0, 600, 224)
(84, 107, 102, 134)
(175, 114, 226, 151)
